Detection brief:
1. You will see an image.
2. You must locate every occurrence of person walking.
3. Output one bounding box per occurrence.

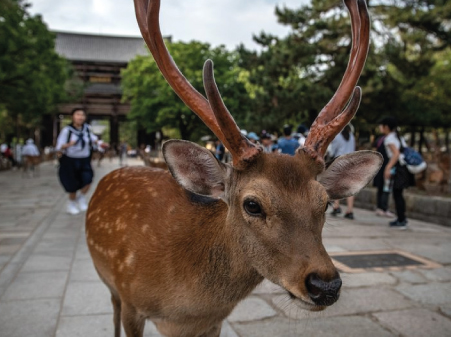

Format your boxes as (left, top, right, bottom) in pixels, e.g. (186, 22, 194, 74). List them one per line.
(56, 108, 98, 215)
(22, 139, 41, 176)
(378, 117, 413, 229)
(22, 138, 40, 157)
(329, 124, 356, 219)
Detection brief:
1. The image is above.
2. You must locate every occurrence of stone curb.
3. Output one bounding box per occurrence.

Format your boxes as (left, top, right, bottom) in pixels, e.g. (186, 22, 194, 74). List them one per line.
(354, 187, 450, 227)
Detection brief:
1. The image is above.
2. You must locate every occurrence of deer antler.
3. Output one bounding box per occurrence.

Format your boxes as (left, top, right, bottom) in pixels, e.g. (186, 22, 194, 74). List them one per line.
(133, 0, 261, 168)
(302, 0, 370, 160)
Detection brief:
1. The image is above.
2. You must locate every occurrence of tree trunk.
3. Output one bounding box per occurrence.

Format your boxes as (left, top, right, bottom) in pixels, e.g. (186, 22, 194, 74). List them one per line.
(179, 118, 189, 141)
(418, 127, 430, 155)
(447, 129, 451, 193)
(445, 128, 450, 153)
(410, 126, 416, 147)
(418, 127, 424, 155)
(16, 116, 20, 143)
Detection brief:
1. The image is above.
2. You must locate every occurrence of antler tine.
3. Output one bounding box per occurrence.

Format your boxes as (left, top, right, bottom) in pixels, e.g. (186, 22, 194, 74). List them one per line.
(203, 60, 261, 168)
(303, 0, 370, 159)
(133, 0, 233, 151)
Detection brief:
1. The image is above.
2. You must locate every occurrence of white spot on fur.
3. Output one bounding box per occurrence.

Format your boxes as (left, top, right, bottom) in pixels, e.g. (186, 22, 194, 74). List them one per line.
(125, 253, 134, 267)
(108, 250, 118, 258)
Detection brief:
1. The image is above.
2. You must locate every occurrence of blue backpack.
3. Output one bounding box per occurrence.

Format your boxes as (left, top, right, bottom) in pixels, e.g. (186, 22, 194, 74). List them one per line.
(402, 146, 424, 166)
(397, 135, 427, 174)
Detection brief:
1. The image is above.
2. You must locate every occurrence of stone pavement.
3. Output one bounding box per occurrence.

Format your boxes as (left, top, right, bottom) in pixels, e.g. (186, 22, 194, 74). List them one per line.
(0, 159, 451, 337)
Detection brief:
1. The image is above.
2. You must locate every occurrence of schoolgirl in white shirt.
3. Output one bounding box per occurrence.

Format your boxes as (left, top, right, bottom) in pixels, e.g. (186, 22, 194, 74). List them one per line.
(56, 108, 98, 215)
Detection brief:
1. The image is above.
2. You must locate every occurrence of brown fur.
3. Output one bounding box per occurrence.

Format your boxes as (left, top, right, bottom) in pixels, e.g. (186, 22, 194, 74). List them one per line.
(22, 155, 41, 177)
(86, 151, 340, 337)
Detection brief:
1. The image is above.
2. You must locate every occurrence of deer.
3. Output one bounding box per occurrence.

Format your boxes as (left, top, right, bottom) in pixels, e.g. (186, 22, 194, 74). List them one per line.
(85, 0, 382, 336)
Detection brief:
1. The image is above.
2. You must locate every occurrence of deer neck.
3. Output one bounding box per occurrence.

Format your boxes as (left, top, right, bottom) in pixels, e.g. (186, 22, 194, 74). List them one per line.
(176, 195, 263, 304)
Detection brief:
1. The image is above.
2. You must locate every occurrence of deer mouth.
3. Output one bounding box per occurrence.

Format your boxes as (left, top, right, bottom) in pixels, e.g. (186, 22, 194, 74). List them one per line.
(287, 290, 334, 312)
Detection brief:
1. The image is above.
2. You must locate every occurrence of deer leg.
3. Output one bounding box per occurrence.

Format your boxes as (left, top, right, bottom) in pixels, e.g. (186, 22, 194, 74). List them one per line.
(111, 294, 122, 337)
(121, 303, 145, 337)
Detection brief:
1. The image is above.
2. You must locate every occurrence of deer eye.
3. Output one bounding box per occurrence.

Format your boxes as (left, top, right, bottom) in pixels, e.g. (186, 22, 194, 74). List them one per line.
(244, 200, 263, 216)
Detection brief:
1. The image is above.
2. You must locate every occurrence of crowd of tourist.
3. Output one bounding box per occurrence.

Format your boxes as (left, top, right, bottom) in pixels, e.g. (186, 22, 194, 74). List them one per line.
(2, 117, 416, 228)
(213, 118, 413, 229)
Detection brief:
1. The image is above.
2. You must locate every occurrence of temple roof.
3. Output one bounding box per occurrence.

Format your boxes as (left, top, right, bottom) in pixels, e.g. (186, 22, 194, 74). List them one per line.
(54, 31, 150, 63)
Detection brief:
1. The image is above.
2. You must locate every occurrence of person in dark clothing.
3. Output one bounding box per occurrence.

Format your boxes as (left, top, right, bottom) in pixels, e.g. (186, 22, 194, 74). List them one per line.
(372, 134, 395, 218)
(378, 117, 414, 229)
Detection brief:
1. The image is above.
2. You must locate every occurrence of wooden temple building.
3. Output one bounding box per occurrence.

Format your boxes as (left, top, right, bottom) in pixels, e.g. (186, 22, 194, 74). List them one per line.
(42, 31, 160, 148)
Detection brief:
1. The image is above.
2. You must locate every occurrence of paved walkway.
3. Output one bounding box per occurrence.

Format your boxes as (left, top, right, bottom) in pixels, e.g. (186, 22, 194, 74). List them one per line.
(0, 159, 450, 337)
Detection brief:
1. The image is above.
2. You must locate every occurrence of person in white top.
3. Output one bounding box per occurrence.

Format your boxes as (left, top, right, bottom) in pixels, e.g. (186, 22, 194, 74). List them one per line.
(329, 124, 356, 220)
(56, 108, 98, 215)
(379, 117, 411, 229)
(22, 139, 40, 156)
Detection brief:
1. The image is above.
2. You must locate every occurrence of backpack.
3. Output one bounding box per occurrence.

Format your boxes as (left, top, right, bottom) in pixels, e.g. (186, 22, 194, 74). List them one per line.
(402, 147, 424, 166)
(397, 135, 427, 174)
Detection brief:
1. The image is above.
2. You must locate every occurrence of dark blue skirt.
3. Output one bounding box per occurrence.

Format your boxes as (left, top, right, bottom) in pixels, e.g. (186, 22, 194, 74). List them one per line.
(58, 155, 94, 193)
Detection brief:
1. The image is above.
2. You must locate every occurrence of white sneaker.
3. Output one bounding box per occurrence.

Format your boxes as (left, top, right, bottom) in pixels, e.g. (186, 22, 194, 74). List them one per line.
(375, 208, 385, 216)
(77, 194, 88, 212)
(384, 210, 396, 218)
(67, 201, 80, 215)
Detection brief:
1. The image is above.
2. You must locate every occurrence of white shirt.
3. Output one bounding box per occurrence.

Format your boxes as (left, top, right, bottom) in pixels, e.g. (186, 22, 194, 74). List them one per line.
(330, 132, 355, 157)
(56, 124, 98, 158)
(22, 143, 40, 156)
(384, 132, 407, 159)
(298, 134, 306, 147)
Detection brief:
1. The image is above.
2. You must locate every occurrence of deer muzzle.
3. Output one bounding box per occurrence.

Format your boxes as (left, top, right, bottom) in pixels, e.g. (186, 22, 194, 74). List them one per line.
(305, 272, 342, 306)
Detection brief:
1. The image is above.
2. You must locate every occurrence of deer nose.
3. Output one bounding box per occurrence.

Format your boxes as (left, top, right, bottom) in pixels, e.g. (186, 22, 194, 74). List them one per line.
(305, 273, 342, 306)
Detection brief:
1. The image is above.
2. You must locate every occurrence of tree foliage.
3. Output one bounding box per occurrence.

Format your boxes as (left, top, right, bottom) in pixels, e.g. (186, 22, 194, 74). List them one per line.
(371, 0, 451, 128)
(0, 0, 71, 140)
(124, 0, 450, 141)
(121, 41, 252, 141)
(238, 0, 451, 134)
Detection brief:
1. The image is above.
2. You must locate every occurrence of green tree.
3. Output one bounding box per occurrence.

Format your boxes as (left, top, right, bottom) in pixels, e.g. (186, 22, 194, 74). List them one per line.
(239, 0, 379, 133)
(371, 0, 451, 128)
(239, 0, 451, 137)
(122, 41, 252, 141)
(0, 0, 71, 140)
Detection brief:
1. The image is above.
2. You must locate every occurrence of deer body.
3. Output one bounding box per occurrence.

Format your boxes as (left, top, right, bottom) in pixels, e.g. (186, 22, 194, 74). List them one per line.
(87, 152, 337, 335)
(88, 149, 379, 336)
(88, 166, 259, 336)
(87, 0, 382, 336)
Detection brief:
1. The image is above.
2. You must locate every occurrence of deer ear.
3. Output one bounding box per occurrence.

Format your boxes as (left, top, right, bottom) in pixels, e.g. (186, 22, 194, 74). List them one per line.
(318, 151, 383, 200)
(162, 140, 227, 198)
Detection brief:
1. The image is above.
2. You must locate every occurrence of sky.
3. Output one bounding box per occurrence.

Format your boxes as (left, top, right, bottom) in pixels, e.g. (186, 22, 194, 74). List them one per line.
(27, 0, 310, 50)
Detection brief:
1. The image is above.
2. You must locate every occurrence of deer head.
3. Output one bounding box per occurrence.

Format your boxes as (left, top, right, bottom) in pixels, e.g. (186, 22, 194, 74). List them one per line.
(133, 0, 382, 309)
